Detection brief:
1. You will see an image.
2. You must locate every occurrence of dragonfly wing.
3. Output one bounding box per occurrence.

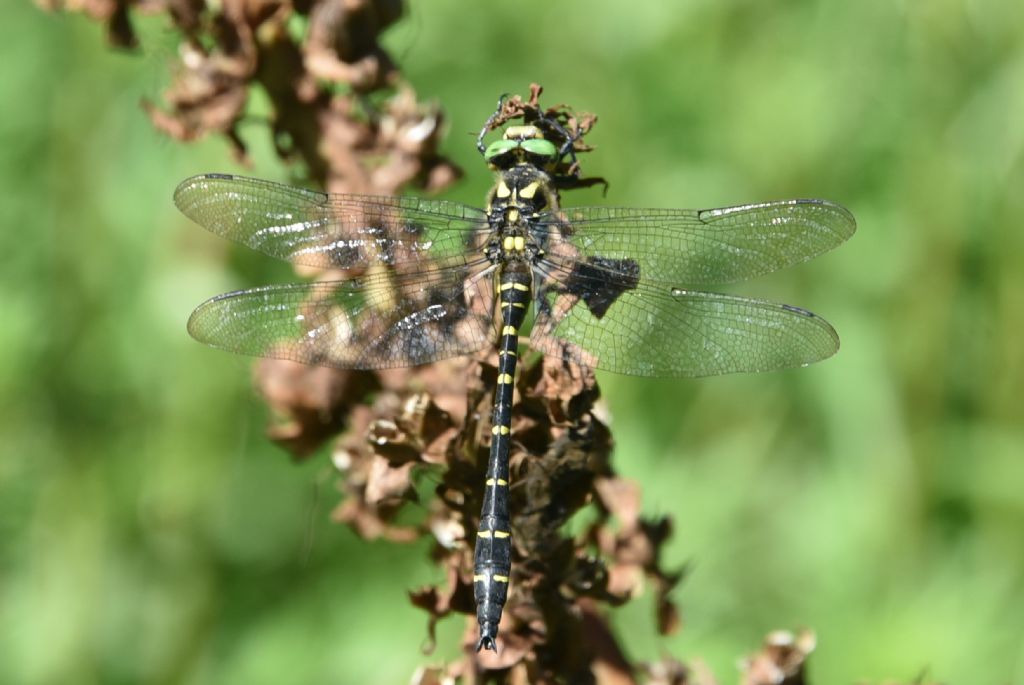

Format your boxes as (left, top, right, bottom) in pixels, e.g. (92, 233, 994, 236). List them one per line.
(537, 199, 855, 286)
(530, 260, 839, 377)
(188, 263, 496, 369)
(174, 174, 488, 269)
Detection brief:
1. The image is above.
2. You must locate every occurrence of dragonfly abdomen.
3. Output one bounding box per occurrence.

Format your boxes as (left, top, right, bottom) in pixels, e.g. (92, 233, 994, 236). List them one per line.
(473, 266, 531, 651)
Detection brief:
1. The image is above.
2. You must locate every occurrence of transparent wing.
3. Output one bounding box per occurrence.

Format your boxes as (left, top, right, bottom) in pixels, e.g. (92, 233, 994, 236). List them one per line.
(536, 199, 855, 286)
(174, 174, 488, 269)
(187, 263, 496, 369)
(530, 261, 839, 377)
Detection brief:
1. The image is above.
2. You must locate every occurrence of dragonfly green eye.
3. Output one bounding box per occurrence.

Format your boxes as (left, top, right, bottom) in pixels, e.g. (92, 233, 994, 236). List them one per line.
(520, 138, 558, 159)
(484, 139, 519, 161)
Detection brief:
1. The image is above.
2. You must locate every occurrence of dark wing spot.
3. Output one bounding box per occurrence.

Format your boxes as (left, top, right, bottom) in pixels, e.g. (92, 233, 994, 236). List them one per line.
(402, 221, 425, 236)
(564, 256, 641, 319)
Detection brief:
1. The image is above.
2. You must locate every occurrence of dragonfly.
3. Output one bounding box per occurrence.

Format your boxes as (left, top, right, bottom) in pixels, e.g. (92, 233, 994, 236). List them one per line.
(175, 105, 855, 652)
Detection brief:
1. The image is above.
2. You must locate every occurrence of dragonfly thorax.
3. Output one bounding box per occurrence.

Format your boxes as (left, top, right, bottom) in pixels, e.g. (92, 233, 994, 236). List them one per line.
(484, 165, 554, 266)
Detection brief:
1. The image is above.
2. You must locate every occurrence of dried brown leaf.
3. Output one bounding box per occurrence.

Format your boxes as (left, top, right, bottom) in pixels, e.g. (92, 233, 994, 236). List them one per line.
(739, 630, 816, 685)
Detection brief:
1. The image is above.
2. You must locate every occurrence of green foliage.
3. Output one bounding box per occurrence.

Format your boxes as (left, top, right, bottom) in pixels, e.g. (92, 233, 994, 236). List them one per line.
(2, 0, 1023, 683)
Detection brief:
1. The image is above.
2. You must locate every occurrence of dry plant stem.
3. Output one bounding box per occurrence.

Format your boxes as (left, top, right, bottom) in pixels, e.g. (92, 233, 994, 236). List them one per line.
(39, 0, 828, 680)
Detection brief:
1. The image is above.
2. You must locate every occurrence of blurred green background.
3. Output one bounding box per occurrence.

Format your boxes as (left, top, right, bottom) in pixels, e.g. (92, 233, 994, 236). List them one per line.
(3, 1, 1023, 683)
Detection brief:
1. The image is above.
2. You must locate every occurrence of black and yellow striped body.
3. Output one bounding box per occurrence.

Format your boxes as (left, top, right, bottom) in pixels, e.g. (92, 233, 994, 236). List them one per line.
(473, 158, 557, 652)
(473, 266, 529, 652)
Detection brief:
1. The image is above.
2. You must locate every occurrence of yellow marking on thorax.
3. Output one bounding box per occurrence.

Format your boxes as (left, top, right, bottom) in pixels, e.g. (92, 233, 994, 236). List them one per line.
(519, 181, 540, 199)
(507, 208, 520, 223)
(495, 181, 511, 198)
(502, 235, 527, 253)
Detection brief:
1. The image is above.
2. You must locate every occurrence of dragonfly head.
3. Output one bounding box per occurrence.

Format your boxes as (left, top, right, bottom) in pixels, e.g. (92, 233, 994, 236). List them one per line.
(483, 125, 560, 171)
